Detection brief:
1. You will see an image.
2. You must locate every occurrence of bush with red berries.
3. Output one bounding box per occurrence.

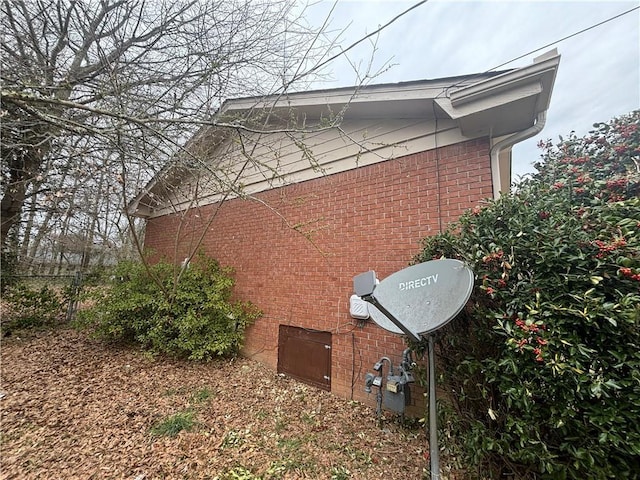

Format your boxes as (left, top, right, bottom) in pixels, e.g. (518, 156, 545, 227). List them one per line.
(414, 111, 640, 478)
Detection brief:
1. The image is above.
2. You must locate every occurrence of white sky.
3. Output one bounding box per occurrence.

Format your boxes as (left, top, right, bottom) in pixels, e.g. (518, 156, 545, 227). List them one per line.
(304, 0, 640, 180)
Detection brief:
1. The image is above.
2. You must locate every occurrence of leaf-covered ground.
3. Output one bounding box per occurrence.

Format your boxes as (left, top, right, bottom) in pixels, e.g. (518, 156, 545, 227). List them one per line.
(1, 328, 433, 479)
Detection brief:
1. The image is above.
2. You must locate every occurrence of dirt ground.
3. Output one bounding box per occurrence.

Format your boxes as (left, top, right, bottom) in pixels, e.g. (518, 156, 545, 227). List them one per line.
(0, 327, 440, 479)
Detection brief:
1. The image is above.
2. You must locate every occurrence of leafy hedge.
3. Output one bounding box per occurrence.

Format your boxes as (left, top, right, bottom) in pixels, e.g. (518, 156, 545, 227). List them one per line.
(2, 283, 65, 330)
(414, 111, 640, 478)
(79, 253, 261, 360)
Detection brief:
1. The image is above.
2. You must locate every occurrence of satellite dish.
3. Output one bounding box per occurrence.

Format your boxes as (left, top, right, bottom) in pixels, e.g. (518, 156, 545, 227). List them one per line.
(353, 259, 474, 480)
(366, 259, 474, 337)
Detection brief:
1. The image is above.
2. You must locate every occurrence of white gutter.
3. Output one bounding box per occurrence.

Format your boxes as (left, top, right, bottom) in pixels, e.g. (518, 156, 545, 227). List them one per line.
(490, 110, 547, 198)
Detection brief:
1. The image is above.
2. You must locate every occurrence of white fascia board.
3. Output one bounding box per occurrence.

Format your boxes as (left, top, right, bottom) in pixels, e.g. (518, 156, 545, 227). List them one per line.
(434, 52, 560, 137)
(217, 76, 499, 119)
(449, 54, 559, 110)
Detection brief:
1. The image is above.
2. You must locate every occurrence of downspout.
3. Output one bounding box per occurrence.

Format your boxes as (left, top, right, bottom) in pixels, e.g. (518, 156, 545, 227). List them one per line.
(490, 110, 547, 198)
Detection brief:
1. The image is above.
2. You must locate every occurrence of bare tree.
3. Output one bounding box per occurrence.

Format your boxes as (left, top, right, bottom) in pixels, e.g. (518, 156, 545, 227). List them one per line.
(1, 0, 427, 284)
(1, 0, 332, 268)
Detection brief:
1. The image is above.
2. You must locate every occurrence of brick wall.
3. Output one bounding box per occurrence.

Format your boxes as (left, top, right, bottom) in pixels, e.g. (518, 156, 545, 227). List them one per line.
(144, 137, 493, 406)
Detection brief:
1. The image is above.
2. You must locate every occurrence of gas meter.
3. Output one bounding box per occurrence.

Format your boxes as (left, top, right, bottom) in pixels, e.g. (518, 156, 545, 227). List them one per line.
(384, 374, 409, 413)
(363, 353, 415, 415)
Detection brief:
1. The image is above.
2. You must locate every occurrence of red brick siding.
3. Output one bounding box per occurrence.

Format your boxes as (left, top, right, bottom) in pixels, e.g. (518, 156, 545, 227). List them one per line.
(144, 138, 492, 404)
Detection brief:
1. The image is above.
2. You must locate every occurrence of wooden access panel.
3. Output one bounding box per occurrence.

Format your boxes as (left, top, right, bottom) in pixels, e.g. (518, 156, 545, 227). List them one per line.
(277, 325, 331, 391)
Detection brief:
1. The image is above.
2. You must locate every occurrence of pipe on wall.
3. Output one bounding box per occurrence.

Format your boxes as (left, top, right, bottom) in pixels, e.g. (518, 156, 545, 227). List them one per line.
(489, 110, 547, 198)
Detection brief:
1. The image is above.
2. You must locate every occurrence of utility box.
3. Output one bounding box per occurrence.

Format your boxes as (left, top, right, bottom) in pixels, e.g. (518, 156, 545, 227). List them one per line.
(349, 295, 369, 320)
(384, 375, 409, 413)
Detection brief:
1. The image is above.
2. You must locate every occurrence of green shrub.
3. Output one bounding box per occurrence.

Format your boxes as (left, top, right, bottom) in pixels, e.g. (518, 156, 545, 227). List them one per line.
(2, 283, 65, 330)
(78, 252, 261, 359)
(414, 111, 640, 478)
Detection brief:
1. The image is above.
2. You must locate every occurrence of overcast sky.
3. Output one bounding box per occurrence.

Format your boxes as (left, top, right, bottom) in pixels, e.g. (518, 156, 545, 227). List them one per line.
(304, 0, 640, 180)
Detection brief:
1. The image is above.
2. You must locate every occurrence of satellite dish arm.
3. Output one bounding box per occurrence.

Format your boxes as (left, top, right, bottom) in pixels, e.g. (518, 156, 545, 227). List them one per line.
(361, 294, 421, 342)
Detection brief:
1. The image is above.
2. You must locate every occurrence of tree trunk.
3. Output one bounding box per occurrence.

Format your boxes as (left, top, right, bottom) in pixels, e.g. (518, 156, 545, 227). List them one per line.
(0, 179, 27, 253)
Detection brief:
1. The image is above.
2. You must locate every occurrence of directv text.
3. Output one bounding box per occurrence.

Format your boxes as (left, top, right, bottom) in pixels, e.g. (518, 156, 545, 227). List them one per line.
(398, 274, 438, 291)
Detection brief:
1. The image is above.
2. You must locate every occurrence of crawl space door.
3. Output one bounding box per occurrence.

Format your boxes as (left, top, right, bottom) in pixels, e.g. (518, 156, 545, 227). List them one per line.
(277, 325, 331, 391)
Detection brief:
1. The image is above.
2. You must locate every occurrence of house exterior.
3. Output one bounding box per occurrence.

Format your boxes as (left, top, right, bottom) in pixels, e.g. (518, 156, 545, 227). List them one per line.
(128, 51, 560, 406)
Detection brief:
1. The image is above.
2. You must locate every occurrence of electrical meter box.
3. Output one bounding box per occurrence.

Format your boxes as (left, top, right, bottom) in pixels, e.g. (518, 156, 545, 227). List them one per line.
(384, 375, 409, 413)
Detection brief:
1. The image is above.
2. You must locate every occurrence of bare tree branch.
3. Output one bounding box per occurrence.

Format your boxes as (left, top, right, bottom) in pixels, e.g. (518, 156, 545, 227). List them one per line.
(0, 0, 427, 303)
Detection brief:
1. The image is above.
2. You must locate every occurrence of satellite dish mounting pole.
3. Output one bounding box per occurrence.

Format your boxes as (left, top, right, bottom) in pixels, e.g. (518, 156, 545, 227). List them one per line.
(428, 333, 440, 479)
